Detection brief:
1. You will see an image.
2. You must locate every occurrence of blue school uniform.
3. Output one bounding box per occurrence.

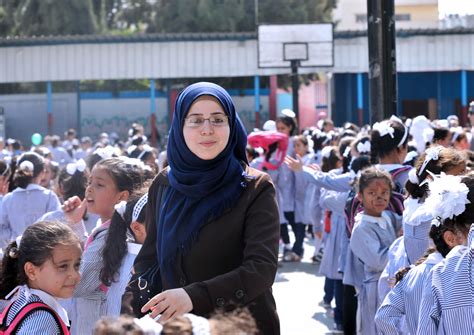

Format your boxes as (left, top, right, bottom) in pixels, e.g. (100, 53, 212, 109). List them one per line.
(350, 211, 400, 335)
(0, 184, 60, 246)
(375, 251, 444, 335)
(296, 152, 318, 225)
(416, 224, 474, 335)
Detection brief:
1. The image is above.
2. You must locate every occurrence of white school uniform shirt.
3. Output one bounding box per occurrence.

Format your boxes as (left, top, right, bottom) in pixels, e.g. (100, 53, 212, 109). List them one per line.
(4, 285, 69, 334)
(106, 242, 141, 316)
(375, 251, 444, 335)
(416, 224, 474, 335)
(0, 184, 61, 247)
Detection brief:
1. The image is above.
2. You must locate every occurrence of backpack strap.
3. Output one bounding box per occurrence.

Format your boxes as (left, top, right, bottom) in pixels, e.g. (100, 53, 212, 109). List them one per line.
(3, 302, 69, 335)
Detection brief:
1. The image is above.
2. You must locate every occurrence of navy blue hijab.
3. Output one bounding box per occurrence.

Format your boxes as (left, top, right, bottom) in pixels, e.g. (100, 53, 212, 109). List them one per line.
(157, 82, 248, 287)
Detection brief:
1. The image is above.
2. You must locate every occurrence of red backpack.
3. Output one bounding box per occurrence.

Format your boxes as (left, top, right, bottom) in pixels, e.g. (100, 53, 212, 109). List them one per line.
(0, 301, 69, 335)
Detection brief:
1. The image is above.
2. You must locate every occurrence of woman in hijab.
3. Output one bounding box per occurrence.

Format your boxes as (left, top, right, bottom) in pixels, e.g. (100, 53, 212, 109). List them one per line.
(129, 82, 280, 334)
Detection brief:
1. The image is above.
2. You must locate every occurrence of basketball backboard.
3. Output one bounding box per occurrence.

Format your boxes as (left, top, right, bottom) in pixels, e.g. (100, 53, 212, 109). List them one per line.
(258, 23, 334, 68)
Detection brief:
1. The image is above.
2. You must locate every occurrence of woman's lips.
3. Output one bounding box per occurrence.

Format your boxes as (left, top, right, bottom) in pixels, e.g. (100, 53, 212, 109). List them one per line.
(199, 141, 217, 147)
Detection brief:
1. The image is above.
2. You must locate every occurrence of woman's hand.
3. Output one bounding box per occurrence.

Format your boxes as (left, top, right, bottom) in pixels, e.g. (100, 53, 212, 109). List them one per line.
(284, 154, 303, 171)
(141, 288, 193, 323)
(62, 196, 87, 224)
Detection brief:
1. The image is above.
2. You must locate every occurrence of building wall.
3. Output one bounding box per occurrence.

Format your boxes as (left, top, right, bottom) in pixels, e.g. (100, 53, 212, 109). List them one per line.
(396, 5, 439, 29)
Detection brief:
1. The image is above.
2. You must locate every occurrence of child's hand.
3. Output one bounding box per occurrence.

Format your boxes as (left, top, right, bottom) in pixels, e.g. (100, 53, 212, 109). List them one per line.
(308, 163, 321, 172)
(141, 288, 193, 323)
(63, 196, 87, 224)
(284, 155, 303, 171)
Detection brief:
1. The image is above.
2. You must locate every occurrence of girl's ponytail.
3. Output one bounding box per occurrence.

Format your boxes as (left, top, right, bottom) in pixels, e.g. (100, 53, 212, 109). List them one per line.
(0, 241, 21, 298)
(100, 210, 129, 287)
(13, 152, 45, 189)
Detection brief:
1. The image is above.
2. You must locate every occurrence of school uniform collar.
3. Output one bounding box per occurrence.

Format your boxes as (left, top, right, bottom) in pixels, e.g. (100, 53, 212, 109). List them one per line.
(423, 251, 444, 265)
(12, 183, 46, 193)
(127, 242, 142, 255)
(356, 211, 392, 230)
(24, 286, 70, 326)
(403, 197, 433, 227)
(469, 223, 474, 249)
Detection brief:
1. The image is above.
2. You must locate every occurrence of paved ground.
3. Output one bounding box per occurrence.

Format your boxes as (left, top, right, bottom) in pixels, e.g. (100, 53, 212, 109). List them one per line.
(273, 239, 340, 335)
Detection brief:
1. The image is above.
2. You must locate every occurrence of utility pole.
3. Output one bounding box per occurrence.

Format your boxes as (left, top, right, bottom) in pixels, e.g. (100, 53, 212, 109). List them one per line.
(367, 0, 397, 123)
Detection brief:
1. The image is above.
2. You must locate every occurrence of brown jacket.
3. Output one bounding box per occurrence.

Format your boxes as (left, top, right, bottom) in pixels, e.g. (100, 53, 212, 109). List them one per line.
(129, 165, 280, 334)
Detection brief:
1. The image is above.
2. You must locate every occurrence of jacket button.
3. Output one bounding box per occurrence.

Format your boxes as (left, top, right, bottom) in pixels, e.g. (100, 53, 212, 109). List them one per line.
(216, 297, 225, 307)
(235, 289, 244, 299)
(179, 278, 186, 286)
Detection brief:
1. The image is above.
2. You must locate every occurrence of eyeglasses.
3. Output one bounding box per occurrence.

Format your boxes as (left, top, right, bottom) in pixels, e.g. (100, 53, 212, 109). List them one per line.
(184, 115, 229, 128)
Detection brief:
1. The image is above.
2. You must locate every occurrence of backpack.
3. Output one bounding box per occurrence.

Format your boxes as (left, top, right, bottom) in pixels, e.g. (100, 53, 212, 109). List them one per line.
(344, 166, 411, 237)
(247, 131, 289, 170)
(0, 301, 69, 335)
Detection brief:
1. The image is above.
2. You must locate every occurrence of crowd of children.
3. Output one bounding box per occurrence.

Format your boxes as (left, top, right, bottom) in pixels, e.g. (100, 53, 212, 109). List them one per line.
(0, 110, 473, 334)
(248, 112, 474, 334)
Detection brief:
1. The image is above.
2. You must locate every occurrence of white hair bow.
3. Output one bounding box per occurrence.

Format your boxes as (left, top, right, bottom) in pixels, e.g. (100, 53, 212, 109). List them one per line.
(424, 173, 470, 227)
(356, 141, 371, 154)
(66, 159, 86, 175)
(321, 146, 333, 159)
(114, 201, 127, 219)
(94, 146, 117, 159)
(408, 168, 419, 185)
(19, 160, 34, 172)
(372, 121, 395, 138)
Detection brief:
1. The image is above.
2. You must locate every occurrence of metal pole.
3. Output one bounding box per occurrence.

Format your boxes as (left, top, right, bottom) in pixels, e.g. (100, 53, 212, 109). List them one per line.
(367, 0, 397, 123)
(47, 81, 53, 135)
(254, 75, 260, 129)
(291, 60, 299, 121)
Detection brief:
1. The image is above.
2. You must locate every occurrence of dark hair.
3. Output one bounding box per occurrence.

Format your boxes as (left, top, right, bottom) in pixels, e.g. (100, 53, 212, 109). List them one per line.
(321, 147, 341, 172)
(339, 136, 355, 173)
(320, 118, 334, 132)
(405, 147, 466, 199)
(0, 159, 11, 179)
(311, 131, 331, 152)
(0, 221, 81, 298)
(51, 135, 61, 148)
(57, 165, 89, 201)
(351, 136, 371, 156)
(94, 158, 144, 195)
(351, 155, 372, 174)
(370, 119, 408, 164)
(13, 152, 45, 189)
(276, 116, 296, 136)
(246, 145, 259, 161)
(432, 126, 451, 144)
(355, 166, 394, 194)
(94, 315, 143, 335)
(99, 174, 147, 287)
(428, 174, 474, 257)
(395, 248, 435, 284)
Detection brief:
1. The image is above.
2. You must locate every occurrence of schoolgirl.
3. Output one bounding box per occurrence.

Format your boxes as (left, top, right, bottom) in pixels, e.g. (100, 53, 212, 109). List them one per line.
(451, 127, 470, 151)
(0, 221, 82, 334)
(370, 115, 411, 189)
(39, 159, 99, 238)
(349, 167, 401, 335)
(64, 158, 143, 335)
(100, 190, 148, 317)
(285, 134, 318, 261)
(0, 152, 61, 247)
(275, 115, 298, 257)
(378, 146, 467, 302)
(416, 173, 474, 335)
(375, 194, 471, 334)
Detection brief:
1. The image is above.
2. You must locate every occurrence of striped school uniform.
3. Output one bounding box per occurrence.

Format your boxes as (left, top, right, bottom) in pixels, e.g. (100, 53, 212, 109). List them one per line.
(375, 251, 444, 334)
(416, 224, 474, 335)
(3, 285, 70, 334)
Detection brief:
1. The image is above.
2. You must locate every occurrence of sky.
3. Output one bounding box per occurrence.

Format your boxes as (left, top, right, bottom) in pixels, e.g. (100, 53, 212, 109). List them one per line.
(438, 0, 474, 17)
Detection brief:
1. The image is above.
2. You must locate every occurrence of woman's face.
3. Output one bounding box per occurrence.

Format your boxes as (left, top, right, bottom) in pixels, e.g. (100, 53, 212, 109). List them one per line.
(183, 96, 230, 160)
(293, 139, 308, 157)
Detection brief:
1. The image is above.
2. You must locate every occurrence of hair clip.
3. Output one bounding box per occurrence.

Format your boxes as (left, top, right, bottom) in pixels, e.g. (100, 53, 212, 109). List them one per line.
(418, 146, 442, 176)
(372, 121, 395, 138)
